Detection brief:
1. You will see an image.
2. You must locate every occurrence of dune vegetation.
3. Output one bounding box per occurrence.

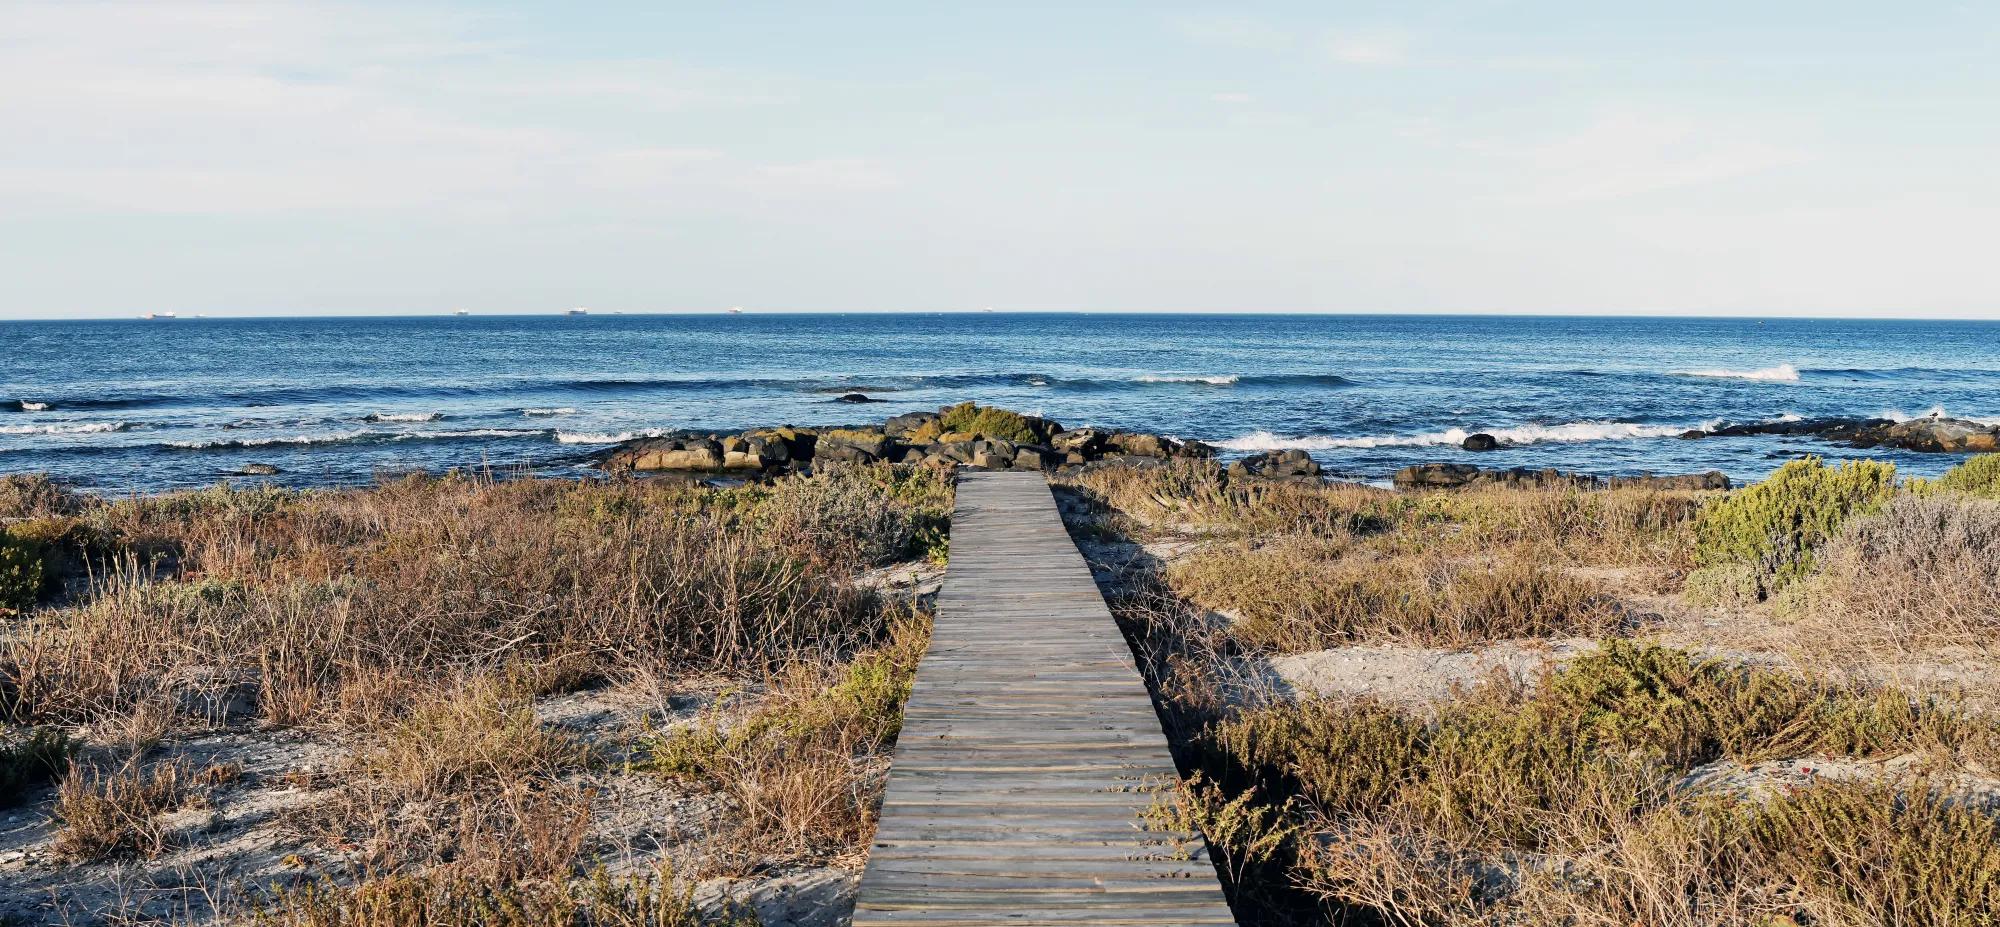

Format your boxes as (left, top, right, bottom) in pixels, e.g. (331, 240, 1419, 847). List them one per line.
(0, 465, 952, 925)
(1057, 453, 2000, 926)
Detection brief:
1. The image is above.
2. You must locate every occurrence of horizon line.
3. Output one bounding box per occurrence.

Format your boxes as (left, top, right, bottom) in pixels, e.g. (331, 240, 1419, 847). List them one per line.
(5, 307, 2000, 324)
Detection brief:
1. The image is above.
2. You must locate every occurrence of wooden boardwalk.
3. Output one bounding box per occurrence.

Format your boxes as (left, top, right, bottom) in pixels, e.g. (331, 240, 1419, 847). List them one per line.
(851, 471, 1235, 926)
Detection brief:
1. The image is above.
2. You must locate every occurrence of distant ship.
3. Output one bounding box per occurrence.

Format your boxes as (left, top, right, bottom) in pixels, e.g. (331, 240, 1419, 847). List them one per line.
(142, 311, 177, 320)
(566, 307, 589, 316)
(728, 307, 744, 314)
(454, 309, 470, 316)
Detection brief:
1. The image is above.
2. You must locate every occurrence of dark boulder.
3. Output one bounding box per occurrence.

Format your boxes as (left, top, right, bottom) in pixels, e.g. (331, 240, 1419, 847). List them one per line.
(1229, 449, 1322, 481)
(1607, 471, 1732, 491)
(1461, 433, 1500, 452)
(235, 463, 281, 476)
(885, 412, 940, 436)
(832, 393, 884, 404)
(1394, 462, 1482, 489)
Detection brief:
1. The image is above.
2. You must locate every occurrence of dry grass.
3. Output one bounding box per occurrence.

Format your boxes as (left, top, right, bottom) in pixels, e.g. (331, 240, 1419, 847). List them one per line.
(1169, 543, 1619, 651)
(641, 610, 929, 868)
(49, 755, 244, 862)
(1205, 643, 2000, 924)
(1060, 459, 2000, 925)
(246, 867, 759, 927)
(3, 466, 949, 731)
(1790, 493, 2000, 659)
(0, 463, 951, 924)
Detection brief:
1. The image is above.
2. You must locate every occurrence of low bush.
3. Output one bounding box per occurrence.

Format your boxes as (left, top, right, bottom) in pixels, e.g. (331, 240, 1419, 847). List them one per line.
(1794, 493, 2000, 654)
(1923, 451, 2000, 499)
(0, 472, 85, 520)
(0, 726, 75, 806)
(907, 401, 1052, 445)
(1690, 457, 1896, 600)
(0, 529, 45, 615)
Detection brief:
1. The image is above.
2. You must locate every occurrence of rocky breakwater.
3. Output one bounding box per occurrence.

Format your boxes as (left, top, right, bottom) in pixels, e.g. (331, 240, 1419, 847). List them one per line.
(597, 402, 1217, 475)
(1683, 414, 2000, 453)
(1394, 463, 1731, 492)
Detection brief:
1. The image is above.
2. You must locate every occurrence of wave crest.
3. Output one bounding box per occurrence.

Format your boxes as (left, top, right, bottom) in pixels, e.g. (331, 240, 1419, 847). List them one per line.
(0, 421, 131, 435)
(1220, 420, 1690, 451)
(1675, 363, 1800, 382)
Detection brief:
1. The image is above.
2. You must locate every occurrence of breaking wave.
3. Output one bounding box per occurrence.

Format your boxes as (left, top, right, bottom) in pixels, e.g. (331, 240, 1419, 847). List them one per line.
(365, 411, 445, 423)
(1674, 363, 1800, 382)
(1219, 420, 1695, 451)
(0, 421, 133, 435)
(522, 408, 577, 417)
(15, 401, 51, 412)
(555, 429, 670, 445)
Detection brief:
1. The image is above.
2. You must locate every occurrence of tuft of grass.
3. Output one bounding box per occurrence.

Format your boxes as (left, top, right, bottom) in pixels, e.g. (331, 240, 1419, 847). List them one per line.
(364, 681, 585, 799)
(0, 726, 76, 806)
(50, 756, 196, 862)
(906, 402, 1053, 445)
(1690, 457, 1896, 601)
(0, 529, 45, 616)
(640, 613, 928, 862)
(1170, 545, 1618, 651)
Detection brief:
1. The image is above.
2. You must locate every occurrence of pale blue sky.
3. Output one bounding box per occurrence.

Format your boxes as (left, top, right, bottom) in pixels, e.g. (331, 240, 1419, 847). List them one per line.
(2, 1, 1997, 319)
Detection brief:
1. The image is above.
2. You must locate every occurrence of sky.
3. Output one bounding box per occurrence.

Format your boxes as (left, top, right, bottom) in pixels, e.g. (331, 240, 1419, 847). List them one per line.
(2, 1, 1997, 320)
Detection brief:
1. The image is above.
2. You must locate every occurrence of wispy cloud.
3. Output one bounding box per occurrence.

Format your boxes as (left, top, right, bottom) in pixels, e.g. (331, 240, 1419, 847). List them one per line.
(0, 1, 871, 214)
(1468, 112, 1806, 203)
(1325, 31, 1410, 66)
(1168, 14, 1292, 50)
(1206, 91, 1256, 105)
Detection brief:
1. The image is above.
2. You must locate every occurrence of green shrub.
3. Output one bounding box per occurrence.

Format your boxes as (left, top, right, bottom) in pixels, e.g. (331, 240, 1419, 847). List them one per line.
(0, 727, 76, 806)
(0, 473, 84, 519)
(1924, 452, 2000, 499)
(908, 402, 1053, 444)
(1690, 457, 1895, 599)
(0, 531, 47, 615)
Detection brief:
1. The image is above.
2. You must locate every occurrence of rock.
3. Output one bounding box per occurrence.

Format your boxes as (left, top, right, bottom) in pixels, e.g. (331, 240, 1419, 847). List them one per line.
(1229, 449, 1322, 480)
(743, 427, 815, 461)
(885, 412, 939, 436)
(1177, 439, 1219, 458)
(1397, 462, 1730, 492)
(235, 463, 281, 476)
(1013, 445, 1060, 470)
(818, 428, 894, 459)
(815, 442, 879, 464)
(1050, 428, 1108, 456)
(1679, 415, 2000, 453)
(1461, 433, 1500, 452)
(1607, 471, 1732, 491)
(1394, 462, 1482, 489)
(1845, 416, 2000, 453)
(970, 439, 1018, 469)
(933, 440, 978, 464)
(832, 393, 884, 403)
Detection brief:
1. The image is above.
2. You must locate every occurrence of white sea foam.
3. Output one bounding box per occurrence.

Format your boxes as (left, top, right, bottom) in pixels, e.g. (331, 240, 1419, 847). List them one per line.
(1136, 374, 1240, 385)
(1880, 404, 2000, 426)
(522, 407, 577, 417)
(169, 430, 368, 449)
(0, 421, 130, 435)
(556, 429, 668, 445)
(406, 428, 540, 440)
(1675, 363, 1800, 382)
(368, 411, 443, 422)
(17, 401, 50, 412)
(1219, 420, 1690, 451)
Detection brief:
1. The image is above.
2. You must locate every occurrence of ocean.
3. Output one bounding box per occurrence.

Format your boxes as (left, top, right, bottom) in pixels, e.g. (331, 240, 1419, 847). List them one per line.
(3, 313, 1997, 493)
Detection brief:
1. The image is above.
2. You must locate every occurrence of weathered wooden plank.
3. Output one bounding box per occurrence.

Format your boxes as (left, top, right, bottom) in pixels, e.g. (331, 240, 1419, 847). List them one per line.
(850, 471, 1234, 926)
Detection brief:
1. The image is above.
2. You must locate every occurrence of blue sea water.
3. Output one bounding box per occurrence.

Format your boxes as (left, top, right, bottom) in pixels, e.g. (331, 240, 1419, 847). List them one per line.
(2, 313, 1997, 493)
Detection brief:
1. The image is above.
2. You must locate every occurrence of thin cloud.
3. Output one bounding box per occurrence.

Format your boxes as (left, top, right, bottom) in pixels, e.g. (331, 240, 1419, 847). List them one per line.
(1325, 31, 1411, 65)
